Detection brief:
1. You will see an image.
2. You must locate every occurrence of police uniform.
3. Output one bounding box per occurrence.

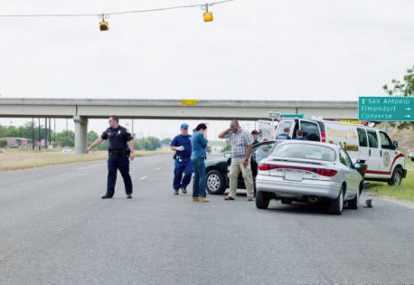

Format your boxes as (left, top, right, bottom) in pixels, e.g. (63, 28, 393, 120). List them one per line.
(170, 134, 193, 192)
(101, 126, 133, 198)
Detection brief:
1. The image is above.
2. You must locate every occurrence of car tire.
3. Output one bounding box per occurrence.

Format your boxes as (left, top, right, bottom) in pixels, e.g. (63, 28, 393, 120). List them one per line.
(348, 187, 359, 210)
(256, 191, 270, 209)
(206, 170, 226, 195)
(388, 167, 402, 186)
(328, 187, 344, 215)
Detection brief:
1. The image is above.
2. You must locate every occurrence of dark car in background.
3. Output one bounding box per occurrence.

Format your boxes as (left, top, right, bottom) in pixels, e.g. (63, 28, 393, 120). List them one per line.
(205, 140, 276, 195)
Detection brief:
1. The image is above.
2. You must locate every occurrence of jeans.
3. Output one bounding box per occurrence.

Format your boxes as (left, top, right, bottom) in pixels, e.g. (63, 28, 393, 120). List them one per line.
(173, 159, 193, 191)
(106, 155, 133, 197)
(192, 157, 206, 198)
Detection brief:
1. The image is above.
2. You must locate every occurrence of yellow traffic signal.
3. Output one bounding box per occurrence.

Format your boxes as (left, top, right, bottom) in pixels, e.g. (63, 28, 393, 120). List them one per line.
(99, 15, 109, 31)
(203, 11, 214, 22)
(203, 4, 214, 22)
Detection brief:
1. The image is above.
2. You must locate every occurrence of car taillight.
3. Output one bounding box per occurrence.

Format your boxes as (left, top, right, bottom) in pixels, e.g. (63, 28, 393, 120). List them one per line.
(315, 168, 337, 177)
(258, 164, 337, 177)
(258, 164, 278, 171)
(321, 131, 326, 143)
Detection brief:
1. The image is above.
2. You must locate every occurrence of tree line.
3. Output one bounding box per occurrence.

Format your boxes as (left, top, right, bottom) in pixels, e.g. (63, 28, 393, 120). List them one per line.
(0, 122, 169, 151)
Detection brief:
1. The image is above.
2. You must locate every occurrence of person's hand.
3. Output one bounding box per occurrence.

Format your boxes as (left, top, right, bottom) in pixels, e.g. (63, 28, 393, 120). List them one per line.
(242, 158, 249, 168)
(130, 151, 135, 161)
(176, 146, 185, 151)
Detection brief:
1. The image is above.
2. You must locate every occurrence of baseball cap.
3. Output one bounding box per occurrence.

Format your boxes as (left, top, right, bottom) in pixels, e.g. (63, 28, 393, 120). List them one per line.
(180, 123, 189, 129)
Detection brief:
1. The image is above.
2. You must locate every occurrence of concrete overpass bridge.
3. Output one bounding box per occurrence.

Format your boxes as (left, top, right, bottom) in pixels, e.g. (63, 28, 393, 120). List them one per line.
(0, 98, 358, 153)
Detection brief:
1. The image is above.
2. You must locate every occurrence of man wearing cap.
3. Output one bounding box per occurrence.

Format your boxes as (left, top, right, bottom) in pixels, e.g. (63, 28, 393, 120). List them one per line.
(170, 123, 193, 195)
(87, 115, 135, 199)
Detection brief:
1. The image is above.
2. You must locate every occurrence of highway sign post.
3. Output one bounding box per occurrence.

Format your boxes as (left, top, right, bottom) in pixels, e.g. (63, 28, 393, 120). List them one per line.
(358, 96, 414, 121)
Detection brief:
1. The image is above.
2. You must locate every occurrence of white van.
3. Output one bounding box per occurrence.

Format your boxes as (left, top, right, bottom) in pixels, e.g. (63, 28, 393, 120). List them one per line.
(275, 118, 407, 185)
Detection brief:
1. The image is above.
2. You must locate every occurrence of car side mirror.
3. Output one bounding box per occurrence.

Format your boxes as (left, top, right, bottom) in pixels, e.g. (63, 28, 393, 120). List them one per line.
(354, 162, 367, 176)
(393, 141, 399, 149)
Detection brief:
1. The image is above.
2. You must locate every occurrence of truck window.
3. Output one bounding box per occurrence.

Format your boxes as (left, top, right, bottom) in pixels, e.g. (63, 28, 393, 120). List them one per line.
(300, 121, 320, 141)
(367, 130, 378, 148)
(379, 132, 394, 150)
(357, 128, 368, 147)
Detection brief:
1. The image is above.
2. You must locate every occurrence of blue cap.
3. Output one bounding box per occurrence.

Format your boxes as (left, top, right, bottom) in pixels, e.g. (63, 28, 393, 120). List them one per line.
(180, 123, 189, 129)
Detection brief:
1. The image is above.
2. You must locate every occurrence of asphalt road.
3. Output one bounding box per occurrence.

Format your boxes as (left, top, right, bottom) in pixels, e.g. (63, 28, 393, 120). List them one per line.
(1, 154, 413, 285)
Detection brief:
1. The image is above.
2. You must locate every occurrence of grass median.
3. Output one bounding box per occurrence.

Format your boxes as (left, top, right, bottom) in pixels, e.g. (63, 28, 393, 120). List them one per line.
(367, 160, 414, 203)
(0, 149, 172, 171)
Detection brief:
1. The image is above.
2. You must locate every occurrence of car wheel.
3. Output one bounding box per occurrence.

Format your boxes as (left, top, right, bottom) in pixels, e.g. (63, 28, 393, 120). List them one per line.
(388, 167, 402, 186)
(206, 170, 226, 195)
(255, 191, 270, 209)
(348, 186, 359, 210)
(329, 187, 344, 215)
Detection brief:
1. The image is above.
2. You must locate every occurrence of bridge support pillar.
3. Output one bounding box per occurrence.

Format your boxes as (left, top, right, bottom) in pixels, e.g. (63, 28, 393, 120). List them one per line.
(74, 116, 88, 154)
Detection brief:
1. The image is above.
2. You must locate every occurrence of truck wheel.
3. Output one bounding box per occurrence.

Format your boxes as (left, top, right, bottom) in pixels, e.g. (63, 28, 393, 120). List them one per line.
(256, 191, 270, 209)
(328, 187, 344, 215)
(388, 167, 402, 186)
(206, 170, 226, 195)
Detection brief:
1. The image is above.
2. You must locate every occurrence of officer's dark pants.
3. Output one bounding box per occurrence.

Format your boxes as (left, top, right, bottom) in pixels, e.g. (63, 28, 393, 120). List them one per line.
(106, 155, 133, 197)
(173, 159, 193, 191)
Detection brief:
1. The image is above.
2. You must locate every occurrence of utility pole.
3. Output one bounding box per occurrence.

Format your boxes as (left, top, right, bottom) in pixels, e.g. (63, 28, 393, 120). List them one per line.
(38, 118, 41, 151)
(32, 118, 35, 151)
(44, 117, 48, 150)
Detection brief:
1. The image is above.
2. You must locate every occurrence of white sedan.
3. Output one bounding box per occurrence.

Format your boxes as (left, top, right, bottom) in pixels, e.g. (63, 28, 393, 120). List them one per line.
(256, 141, 366, 215)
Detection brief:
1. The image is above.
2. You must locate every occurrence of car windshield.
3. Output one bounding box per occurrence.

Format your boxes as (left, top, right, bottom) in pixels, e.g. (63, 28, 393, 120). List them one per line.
(271, 143, 336, 162)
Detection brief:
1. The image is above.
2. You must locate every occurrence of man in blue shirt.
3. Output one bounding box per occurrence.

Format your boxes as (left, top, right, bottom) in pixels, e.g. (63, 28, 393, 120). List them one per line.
(170, 123, 193, 195)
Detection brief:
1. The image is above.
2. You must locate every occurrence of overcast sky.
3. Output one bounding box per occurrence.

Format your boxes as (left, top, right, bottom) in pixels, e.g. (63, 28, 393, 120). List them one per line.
(1, 0, 413, 137)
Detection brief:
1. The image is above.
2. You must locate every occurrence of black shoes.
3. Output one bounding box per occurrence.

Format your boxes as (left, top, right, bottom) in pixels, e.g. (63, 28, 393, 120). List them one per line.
(224, 196, 235, 201)
(101, 195, 132, 199)
(181, 188, 187, 194)
(174, 190, 179, 196)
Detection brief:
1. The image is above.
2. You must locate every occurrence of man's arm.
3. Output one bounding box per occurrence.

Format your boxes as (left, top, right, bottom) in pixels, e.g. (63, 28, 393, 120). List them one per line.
(170, 137, 184, 151)
(243, 144, 253, 167)
(242, 132, 254, 167)
(128, 139, 136, 160)
(218, 128, 232, 139)
(87, 138, 104, 152)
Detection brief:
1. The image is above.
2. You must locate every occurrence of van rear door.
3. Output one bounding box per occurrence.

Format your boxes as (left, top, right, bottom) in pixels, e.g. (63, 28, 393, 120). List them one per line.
(366, 129, 382, 175)
(379, 131, 396, 176)
(275, 120, 296, 139)
(298, 120, 321, 141)
(357, 128, 369, 163)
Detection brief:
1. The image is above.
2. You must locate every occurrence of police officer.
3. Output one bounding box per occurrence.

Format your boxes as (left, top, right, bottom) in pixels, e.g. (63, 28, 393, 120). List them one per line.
(170, 123, 193, 195)
(87, 115, 135, 199)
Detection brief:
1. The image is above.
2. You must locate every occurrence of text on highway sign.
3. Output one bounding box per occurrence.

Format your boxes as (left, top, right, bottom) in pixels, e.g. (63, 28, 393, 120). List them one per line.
(358, 96, 414, 121)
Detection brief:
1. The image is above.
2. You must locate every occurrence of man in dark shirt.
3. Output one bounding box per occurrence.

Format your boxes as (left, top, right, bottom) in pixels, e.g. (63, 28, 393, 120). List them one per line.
(170, 123, 193, 195)
(87, 115, 135, 199)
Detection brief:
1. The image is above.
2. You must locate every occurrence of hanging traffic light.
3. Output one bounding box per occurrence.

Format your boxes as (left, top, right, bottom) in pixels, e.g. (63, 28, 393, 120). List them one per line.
(203, 4, 214, 22)
(99, 14, 109, 31)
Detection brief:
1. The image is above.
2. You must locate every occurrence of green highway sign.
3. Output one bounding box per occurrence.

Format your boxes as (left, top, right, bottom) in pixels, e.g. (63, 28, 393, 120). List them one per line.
(281, 113, 304, 119)
(358, 96, 414, 121)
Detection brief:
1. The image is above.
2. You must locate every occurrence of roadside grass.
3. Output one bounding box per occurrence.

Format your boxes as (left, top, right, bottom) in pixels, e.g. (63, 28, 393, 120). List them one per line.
(367, 170, 414, 203)
(0, 149, 172, 171)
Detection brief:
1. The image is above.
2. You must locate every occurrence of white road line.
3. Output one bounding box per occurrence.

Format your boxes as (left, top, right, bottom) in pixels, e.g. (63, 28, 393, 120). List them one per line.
(380, 197, 414, 210)
(140, 176, 148, 180)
